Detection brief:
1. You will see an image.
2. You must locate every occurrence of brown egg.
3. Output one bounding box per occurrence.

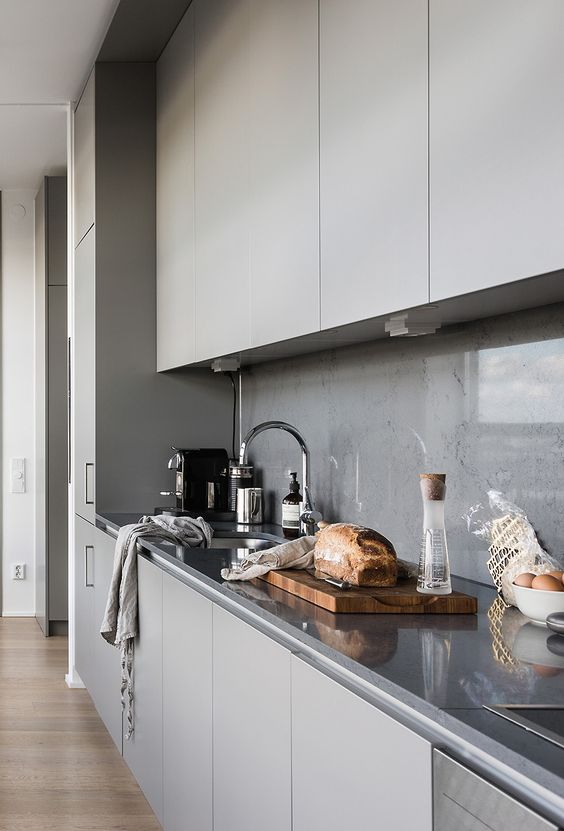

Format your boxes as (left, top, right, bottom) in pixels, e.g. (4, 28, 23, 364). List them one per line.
(531, 574, 564, 592)
(531, 664, 562, 678)
(514, 572, 536, 588)
(548, 570, 564, 582)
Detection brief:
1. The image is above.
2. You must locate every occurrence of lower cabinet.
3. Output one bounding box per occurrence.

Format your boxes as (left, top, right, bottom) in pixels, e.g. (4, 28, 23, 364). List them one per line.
(91, 527, 122, 752)
(74, 515, 95, 690)
(291, 656, 433, 831)
(76, 535, 435, 831)
(74, 517, 122, 751)
(213, 605, 292, 831)
(163, 572, 213, 831)
(123, 555, 164, 824)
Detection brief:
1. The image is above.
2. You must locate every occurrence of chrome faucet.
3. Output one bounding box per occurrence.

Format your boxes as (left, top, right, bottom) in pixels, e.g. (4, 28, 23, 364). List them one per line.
(239, 421, 321, 536)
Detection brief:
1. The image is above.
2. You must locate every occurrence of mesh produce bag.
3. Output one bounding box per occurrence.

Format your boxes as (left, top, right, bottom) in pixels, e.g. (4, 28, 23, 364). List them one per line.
(464, 491, 561, 606)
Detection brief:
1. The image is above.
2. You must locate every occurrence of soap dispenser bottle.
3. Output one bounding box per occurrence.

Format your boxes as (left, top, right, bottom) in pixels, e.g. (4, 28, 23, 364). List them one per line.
(282, 472, 302, 539)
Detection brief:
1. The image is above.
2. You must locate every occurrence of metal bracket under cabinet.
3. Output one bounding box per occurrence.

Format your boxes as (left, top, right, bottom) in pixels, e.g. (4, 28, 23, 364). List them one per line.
(433, 750, 557, 831)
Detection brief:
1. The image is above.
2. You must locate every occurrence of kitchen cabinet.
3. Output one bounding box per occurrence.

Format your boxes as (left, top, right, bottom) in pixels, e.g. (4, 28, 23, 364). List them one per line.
(73, 227, 95, 523)
(291, 656, 432, 831)
(123, 555, 163, 824)
(213, 605, 292, 831)
(194, 0, 251, 361)
(35, 177, 68, 636)
(319, 0, 428, 330)
(162, 572, 213, 831)
(74, 71, 95, 246)
(430, 0, 564, 300)
(74, 516, 95, 690)
(248, 0, 319, 348)
(156, 5, 196, 370)
(91, 527, 122, 753)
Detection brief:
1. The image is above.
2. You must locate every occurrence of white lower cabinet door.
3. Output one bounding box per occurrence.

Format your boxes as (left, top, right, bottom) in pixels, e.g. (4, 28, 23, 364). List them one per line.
(163, 572, 212, 831)
(123, 556, 163, 824)
(291, 657, 432, 831)
(213, 606, 292, 831)
(74, 515, 95, 689)
(91, 527, 122, 752)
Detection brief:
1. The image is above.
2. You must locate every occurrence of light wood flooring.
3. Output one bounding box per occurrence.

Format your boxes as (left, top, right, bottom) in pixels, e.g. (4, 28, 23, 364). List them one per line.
(0, 617, 161, 830)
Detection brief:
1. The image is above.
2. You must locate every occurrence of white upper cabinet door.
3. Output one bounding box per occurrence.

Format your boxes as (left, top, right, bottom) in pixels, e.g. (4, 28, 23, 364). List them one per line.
(292, 657, 433, 831)
(74, 70, 95, 247)
(194, 0, 251, 362)
(430, 0, 564, 301)
(248, 0, 319, 348)
(156, 5, 196, 370)
(320, 0, 429, 330)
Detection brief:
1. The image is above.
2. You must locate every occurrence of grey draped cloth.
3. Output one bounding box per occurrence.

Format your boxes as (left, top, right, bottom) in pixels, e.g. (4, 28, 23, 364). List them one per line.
(100, 515, 213, 738)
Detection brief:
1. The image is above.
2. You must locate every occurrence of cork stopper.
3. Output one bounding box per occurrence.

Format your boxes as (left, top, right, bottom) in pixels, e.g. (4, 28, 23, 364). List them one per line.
(419, 473, 446, 500)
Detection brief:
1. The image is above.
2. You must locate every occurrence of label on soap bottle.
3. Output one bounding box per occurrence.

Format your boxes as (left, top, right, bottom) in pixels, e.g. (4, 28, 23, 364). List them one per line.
(282, 503, 300, 529)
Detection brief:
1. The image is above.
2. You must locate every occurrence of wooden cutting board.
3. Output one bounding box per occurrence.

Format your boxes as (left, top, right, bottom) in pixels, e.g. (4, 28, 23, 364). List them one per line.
(258, 569, 477, 614)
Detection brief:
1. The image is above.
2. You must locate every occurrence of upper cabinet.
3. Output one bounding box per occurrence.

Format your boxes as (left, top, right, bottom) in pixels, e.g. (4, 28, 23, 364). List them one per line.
(319, 0, 429, 329)
(429, 0, 564, 300)
(194, 0, 251, 361)
(74, 71, 95, 246)
(156, 5, 196, 371)
(248, 0, 319, 348)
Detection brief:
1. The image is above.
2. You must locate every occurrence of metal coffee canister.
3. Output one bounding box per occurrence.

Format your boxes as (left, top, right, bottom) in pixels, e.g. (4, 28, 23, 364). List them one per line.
(236, 487, 263, 525)
(227, 462, 254, 511)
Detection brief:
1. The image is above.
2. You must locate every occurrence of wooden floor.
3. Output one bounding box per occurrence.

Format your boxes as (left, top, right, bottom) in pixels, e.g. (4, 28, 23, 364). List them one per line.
(0, 617, 161, 830)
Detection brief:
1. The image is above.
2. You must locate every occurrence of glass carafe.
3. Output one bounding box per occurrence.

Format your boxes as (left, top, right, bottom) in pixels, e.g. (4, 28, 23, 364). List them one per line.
(417, 473, 452, 595)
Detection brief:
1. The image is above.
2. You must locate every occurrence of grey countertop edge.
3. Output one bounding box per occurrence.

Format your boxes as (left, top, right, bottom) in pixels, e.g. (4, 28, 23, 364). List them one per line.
(96, 513, 564, 825)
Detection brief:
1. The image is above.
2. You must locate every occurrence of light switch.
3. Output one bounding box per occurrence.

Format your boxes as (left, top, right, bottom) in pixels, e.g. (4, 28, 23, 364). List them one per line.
(10, 458, 26, 493)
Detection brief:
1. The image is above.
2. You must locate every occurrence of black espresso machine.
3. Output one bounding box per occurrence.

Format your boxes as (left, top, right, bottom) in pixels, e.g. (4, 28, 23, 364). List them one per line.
(159, 447, 231, 517)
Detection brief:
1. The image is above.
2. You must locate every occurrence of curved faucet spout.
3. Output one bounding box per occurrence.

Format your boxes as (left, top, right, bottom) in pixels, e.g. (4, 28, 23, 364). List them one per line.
(239, 421, 318, 534)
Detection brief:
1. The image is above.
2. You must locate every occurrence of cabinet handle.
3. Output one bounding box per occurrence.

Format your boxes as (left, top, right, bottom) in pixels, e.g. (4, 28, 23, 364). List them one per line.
(67, 337, 71, 485)
(85, 545, 94, 587)
(85, 462, 94, 505)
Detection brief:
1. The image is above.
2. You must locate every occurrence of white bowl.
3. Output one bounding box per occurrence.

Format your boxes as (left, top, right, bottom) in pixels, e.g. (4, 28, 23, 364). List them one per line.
(513, 583, 564, 626)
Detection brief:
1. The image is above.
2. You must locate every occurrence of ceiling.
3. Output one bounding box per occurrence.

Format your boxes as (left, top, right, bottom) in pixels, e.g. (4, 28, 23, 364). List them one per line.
(0, 0, 119, 189)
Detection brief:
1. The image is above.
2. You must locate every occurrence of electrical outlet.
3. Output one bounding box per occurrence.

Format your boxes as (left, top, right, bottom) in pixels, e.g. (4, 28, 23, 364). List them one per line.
(11, 563, 25, 580)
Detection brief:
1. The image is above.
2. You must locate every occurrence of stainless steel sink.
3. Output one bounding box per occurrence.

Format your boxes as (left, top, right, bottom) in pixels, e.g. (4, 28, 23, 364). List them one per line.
(209, 537, 277, 551)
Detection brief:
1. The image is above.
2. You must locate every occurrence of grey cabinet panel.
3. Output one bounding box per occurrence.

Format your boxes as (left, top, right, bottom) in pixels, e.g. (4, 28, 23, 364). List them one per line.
(73, 227, 95, 523)
(47, 285, 68, 622)
(74, 516, 95, 689)
(194, 0, 251, 361)
(74, 71, 95, 246)
(35, 181, 48, 634)
(163, 572, 212, 831)
(292, 657, 432, 831)
(91, 527, 122, 753)
(213, 606, 291, 831)
(123, 555, 163, 823)
(47, 177, 68, 285)
(156, 5, 196, 370)
(248, 0, 319, 348)
(320, 0, 428, 329)
(430, 0, 564, 300)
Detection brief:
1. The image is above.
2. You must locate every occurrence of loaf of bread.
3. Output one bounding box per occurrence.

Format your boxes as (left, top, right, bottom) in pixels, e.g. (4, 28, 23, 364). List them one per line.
(314, 523, 397, 587)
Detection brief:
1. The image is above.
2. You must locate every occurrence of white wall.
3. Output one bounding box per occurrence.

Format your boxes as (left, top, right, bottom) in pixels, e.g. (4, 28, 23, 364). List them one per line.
(1, 189, 37, 615)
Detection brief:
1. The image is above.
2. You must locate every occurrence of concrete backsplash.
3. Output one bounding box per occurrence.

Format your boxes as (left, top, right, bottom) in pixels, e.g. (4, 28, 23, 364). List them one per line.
(241, 302, 564, 584)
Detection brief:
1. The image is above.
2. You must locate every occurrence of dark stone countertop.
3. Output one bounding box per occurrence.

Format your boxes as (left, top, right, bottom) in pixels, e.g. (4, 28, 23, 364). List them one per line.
(96, 511, 564, 824)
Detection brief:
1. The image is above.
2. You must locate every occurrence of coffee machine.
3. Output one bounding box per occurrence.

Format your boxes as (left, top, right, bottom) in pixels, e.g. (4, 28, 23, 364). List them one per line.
(159, 447, 230, 515)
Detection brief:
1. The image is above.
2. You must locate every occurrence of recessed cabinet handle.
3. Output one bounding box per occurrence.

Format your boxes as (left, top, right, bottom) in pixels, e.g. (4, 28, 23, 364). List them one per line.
(85, 462, 94, 505)
(85, 545, 94, 587)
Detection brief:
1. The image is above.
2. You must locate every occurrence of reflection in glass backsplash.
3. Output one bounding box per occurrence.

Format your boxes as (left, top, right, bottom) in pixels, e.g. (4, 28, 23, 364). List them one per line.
(242, 303, 564, 584)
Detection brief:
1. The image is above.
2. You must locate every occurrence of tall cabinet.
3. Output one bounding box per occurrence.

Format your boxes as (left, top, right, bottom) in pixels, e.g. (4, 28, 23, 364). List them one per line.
(34, 176, 68, 635)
